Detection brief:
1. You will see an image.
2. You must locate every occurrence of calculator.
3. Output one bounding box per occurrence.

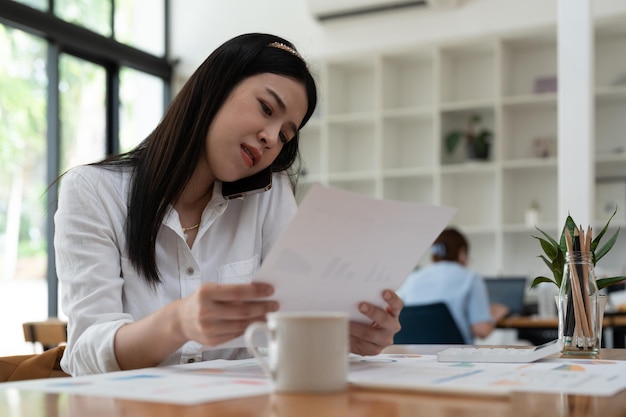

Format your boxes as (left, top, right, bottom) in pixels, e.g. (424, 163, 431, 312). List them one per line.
(436, 339, 563, 363)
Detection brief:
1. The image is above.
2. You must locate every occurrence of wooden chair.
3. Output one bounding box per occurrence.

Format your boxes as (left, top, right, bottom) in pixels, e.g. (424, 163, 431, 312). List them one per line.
(394, 302, 466, 344)
(22, 318, 68, 351)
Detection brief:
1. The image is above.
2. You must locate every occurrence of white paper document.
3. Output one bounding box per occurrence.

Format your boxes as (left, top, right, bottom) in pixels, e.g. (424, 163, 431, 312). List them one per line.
(5, 355, 626, 405)
(0, 359, 271, 406)
(349, 354, 626, 397)
(254, 184, 456, 321)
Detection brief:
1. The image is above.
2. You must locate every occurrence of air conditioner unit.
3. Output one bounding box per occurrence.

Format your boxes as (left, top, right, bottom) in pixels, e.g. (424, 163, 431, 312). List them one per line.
(308, 0, 461, 21)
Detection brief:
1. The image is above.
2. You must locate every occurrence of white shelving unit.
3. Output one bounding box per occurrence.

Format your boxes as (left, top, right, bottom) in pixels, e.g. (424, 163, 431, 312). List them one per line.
(297, 16, 626, 279)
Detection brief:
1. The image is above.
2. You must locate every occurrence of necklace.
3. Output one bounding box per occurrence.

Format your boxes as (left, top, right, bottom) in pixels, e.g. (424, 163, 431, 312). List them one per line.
(182, 223, 200, 242)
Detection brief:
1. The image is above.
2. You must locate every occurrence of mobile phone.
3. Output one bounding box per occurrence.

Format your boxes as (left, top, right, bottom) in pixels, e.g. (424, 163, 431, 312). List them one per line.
(221, 166, 273, 199)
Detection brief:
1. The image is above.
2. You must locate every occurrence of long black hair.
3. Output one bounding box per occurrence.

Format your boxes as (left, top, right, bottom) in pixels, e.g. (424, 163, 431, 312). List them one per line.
(93, 33, 317, 284)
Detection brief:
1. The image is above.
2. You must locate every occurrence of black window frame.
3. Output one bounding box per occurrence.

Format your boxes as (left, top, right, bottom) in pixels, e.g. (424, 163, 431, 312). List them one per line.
(0, 0, 173, 317)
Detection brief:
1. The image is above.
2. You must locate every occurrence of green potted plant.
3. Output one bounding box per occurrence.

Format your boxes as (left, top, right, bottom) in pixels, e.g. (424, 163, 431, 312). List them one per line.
(531, 208, 626, 291)
(444, 113, 493, 160)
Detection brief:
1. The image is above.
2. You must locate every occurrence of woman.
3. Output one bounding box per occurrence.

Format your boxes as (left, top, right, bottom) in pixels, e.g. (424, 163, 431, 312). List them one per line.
(55, 33, 402, 376)
(397, 227, 508, 344)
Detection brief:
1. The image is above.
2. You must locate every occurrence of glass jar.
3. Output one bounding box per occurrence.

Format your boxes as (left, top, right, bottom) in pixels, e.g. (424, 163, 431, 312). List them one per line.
(558, 251, 601, 355)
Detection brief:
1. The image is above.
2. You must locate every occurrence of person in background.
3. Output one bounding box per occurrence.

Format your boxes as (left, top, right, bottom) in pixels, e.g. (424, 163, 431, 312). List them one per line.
(55, 33, 402, 376)
(396, 227, 508, 344)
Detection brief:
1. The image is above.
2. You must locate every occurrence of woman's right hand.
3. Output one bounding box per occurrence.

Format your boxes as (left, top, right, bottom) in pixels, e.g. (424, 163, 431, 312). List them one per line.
(176, 282, 279, 346)
(114, 282, 277, 370)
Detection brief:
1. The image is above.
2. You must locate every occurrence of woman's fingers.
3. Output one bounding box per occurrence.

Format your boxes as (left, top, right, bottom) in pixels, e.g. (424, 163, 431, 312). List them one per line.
(357, 291, 402, 332)
(383, 290, 404, 317)
(200, 299, 280, 320)
(349, 289, 403, 355)
(196, 316, 266, 346)
(200, 282, 274, 302)
(181, 282, 278, 346)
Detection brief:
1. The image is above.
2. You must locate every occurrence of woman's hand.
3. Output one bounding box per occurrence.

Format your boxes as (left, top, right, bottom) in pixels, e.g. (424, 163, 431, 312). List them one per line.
(114, 282, 277, 371)
(349, 289, 403, 356)
(176, 282, 279, 347)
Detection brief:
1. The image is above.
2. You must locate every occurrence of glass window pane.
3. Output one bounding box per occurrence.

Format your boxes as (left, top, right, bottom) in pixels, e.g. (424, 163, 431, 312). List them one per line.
(59, 54, 107, 172)
(55, 0, 112, 37)
(119, 67, 164, 152)
(0, 24, 49, 355)
(115, 0, 165, 56)
(12, 0, 48, 11)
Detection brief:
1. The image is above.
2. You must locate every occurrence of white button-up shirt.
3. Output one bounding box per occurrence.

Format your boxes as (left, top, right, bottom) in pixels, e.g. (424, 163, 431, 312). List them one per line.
(54, 165, 296, 376)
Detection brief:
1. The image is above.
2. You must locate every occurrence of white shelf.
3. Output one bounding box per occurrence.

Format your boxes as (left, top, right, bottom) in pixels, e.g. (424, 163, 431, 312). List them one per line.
(327, 178, 377, 197)
(439, 162, 495, 174)
(501, 102, 557, 161)
(501, 158, 557, 169)
(501, 29, 557, 97)
(381, 50, 435, 110)
(439, 41, 497, 104)
(382, 115, 435, 171)
(327, 59, 377, 116)
(298, 15, 626, 278)
(439, 99, 496, 112)
(382, 175, 435, 204)
(327, 120, 376, 175)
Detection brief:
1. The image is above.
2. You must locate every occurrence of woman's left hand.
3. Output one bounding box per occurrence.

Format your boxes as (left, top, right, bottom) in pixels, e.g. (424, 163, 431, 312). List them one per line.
(349, 289, 403, 355)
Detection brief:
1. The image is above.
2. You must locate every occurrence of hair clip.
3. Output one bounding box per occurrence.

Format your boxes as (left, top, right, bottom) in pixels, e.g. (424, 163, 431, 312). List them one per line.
(267, 41, 303, 60)
(431, 242, 447, 257)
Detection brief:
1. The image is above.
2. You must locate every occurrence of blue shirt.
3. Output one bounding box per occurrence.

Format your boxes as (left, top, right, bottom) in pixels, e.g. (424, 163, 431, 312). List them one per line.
(396, 261, 493, 344)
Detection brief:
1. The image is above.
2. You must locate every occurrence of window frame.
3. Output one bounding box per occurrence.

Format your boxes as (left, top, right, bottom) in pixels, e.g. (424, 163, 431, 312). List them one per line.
(0, 0, 172, 317)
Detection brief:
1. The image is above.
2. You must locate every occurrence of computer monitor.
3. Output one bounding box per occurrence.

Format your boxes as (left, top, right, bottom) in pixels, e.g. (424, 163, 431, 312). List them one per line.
(483, 276, 528, 316)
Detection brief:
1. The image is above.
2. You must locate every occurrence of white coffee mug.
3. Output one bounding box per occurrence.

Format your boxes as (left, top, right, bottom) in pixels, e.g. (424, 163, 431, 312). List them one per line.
(244, 311, 349, 393)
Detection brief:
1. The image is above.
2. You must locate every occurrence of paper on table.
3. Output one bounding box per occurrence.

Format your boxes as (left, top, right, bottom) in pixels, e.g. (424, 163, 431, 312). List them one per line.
(0, 359, 271, 405)
(349, 354, 626, 397)
(253, 184, 456, 321)
(6, 355, 625, 405)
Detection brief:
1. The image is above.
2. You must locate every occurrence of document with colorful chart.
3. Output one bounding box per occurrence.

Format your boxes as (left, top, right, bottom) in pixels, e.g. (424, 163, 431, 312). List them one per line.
(349, 354, 626, 396)
(0, 359, 271, 405)
(3, 355, 626, 404)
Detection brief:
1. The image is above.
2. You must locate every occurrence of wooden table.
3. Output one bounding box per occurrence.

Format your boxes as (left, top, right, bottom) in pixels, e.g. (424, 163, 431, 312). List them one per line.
(495, 315, 561, 346)
(2, 345, 626, 417)
(497, 313, 626, 330)
(497, 315, 557, 329)
(498, 315, 626, 348)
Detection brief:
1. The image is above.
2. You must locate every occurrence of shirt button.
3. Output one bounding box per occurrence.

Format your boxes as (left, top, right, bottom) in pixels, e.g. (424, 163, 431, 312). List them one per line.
(187, 358, 195, 363)
(186, 267, 194, 275)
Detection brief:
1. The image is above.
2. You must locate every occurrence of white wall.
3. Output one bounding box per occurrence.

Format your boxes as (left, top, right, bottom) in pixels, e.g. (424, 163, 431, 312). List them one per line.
(170, 0, 626, 79)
